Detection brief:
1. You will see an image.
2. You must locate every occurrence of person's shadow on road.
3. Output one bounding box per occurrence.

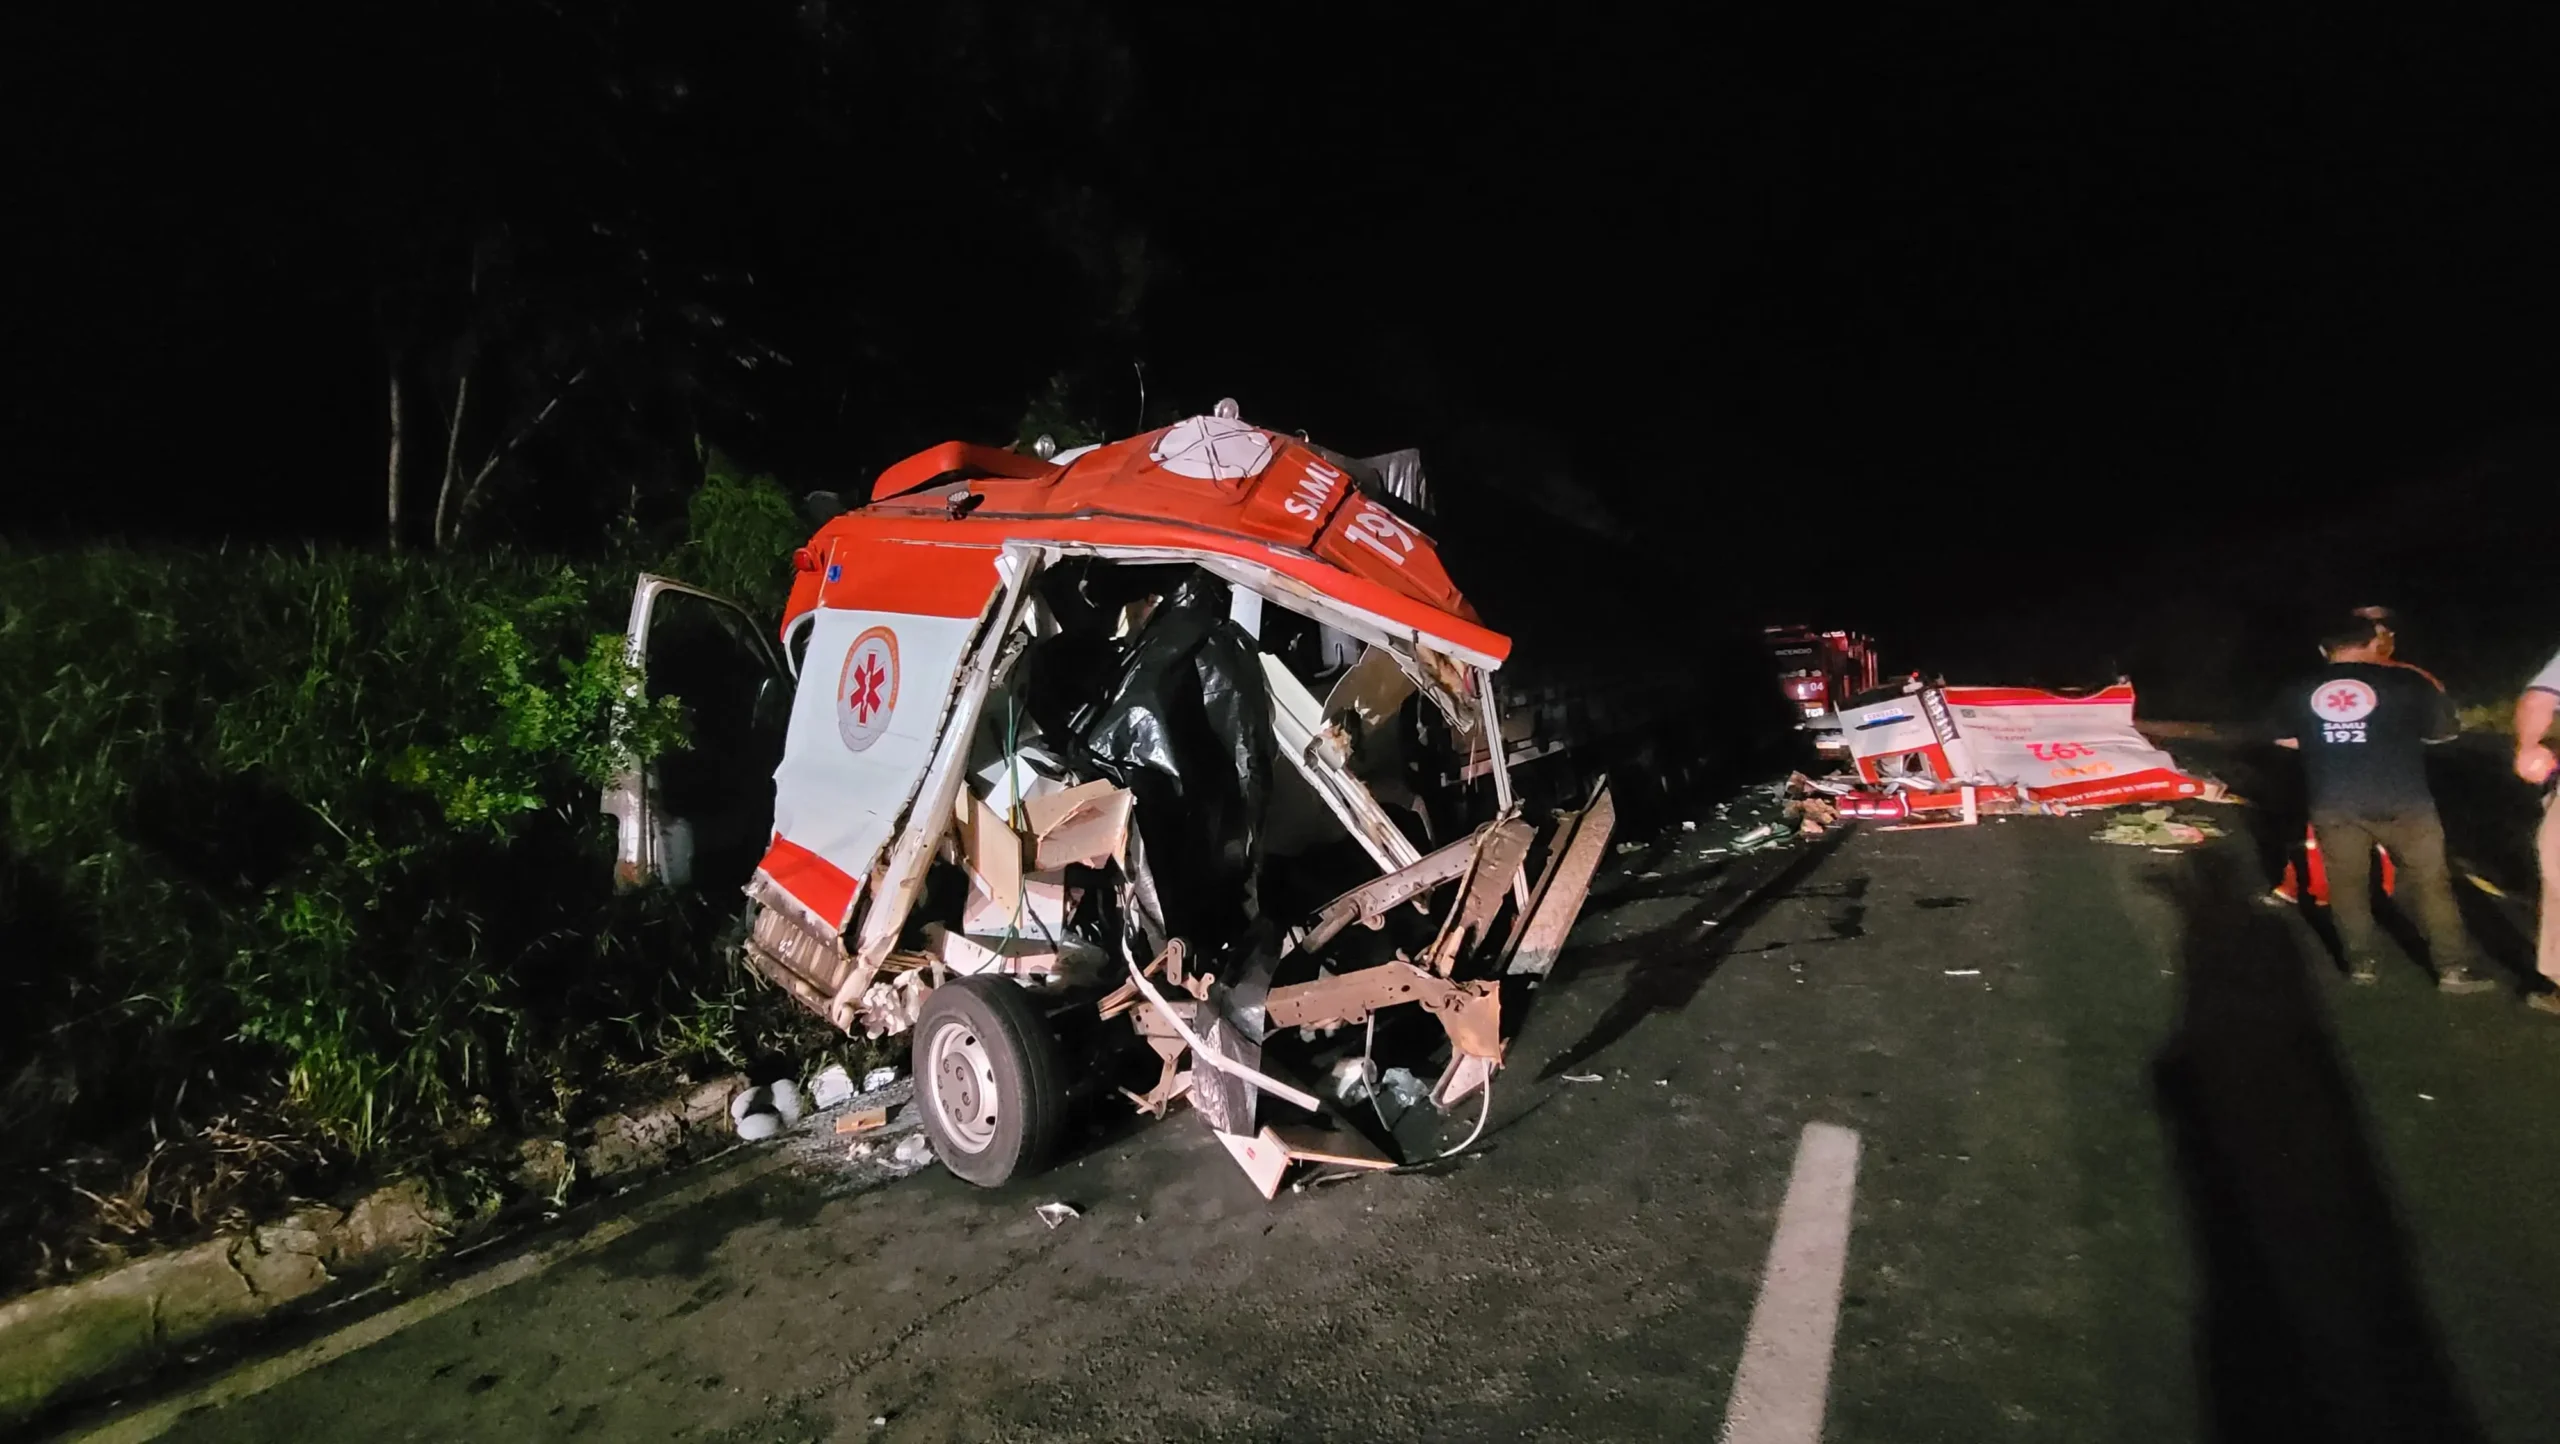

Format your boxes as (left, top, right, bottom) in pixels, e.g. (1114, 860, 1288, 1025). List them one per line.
(2150, 857, 2486, 1444)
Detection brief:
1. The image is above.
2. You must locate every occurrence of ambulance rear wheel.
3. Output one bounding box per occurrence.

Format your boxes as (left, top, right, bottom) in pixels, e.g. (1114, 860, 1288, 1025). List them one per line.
(913, 977, 1066, 1187)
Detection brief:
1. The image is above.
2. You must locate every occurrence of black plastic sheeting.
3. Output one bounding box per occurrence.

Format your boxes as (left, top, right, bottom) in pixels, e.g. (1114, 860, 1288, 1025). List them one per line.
(1019, 564, 1275, 947)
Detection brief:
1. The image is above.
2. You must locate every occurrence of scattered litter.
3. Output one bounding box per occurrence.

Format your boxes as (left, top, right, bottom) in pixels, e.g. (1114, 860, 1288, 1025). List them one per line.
(862, 1065, 900, 1092)
(835, 1107, 890, 1135)
(730, 1086, 762, 1123)
(1615, 841, 1646, 855)
(770, 1079, 805, 1125)
(2418, 1093, 2437, 1102)
(1653, 1078, 1669, 1087)
(847, 1140, 875, 1160)
(1035, 1202, 1081, 1229)
(2149, 847, 2183, 854)
(2094, 808, 2225, 848)
(1561, 1072, 1605, 1083)
(893, 1133, 934, 1167)
(2466, 874, 2508, 899)
(1681, 820, 1698, 833)
(736, 1111, 781, 1142)
(1944, 969, 1981, 977)
(810, 1064, 856, 1110)
(1635, 871, 1663, 881)
(1732, 823, 1781, 849)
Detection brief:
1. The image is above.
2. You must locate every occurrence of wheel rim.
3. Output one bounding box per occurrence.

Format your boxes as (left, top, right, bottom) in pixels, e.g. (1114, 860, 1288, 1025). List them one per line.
(924, 1016, 1001, 1154)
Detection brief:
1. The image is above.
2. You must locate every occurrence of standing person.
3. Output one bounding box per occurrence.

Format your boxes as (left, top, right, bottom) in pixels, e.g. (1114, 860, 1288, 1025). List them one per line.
(2273, 615, 2495, 992)
(2515, 649, 2560, 1014)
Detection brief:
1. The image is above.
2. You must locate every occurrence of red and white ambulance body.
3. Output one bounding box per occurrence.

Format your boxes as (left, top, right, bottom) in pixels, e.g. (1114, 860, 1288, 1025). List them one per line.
(611, 411, 1612, 1192)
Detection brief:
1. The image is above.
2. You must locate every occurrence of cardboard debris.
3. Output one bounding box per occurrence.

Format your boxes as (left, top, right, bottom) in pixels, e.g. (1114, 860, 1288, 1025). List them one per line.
(1024, 779, 1135, 872)
(834, 1107, 890, 1135)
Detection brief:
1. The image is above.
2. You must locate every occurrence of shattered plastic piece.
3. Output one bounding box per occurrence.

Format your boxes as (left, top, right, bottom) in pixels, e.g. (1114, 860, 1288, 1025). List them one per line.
(737, 1111, 781, 1142)
(771, 1079, 805, 1125)
(730, 1085, 763, 1123)
(810, 1064, 856, 1110)
(1681, 820, 1698, 833)
(862, 1066, 899, 1093)
(1944, 969, 1982, 977)
(1331, 1056, 1379, 1103)
(1035, 1202, 1081, 1229)
(1615, 841, 1646, 855)
(1561, 1072, 1605, 1083)
(893, 1132, 934, 1166)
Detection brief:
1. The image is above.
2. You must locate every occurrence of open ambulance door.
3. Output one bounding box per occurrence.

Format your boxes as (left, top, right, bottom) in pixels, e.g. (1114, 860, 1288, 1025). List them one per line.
(602, 573, 791, 890)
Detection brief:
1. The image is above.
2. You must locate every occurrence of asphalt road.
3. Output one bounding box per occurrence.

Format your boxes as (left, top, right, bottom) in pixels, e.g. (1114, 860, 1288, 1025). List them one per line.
(132, 790, 2560, 1444)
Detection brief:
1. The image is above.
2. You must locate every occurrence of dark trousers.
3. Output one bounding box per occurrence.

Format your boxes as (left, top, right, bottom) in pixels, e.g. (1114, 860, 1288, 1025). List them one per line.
(2311, 807, 2478, 974)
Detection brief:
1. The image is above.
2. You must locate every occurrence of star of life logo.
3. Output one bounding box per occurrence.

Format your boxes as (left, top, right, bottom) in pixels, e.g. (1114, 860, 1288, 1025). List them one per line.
(2312, 677, 2376, 744)
(836, 626, 900, 752)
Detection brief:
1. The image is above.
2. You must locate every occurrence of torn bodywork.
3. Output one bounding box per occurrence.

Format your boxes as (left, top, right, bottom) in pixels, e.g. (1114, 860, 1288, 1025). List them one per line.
(614, 409, 1617, 1196)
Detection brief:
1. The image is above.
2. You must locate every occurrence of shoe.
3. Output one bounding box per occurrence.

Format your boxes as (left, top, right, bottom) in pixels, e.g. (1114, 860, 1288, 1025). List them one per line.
(2346, 960, 2379, 986)
(2436, 968, 2497, 996)
(2528, 991, 2560, 1016)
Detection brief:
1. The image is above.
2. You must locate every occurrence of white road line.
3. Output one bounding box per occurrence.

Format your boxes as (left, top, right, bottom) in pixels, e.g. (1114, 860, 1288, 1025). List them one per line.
(1720, 1122, 1862, 1444)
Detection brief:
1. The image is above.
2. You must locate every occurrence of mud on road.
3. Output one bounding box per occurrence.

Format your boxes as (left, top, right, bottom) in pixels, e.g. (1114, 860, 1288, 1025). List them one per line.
(120, 806, 2560, 1443)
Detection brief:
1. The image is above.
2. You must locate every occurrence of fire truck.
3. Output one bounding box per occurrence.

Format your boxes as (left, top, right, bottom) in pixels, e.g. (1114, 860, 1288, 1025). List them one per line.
(1762, 625, 1880, 751)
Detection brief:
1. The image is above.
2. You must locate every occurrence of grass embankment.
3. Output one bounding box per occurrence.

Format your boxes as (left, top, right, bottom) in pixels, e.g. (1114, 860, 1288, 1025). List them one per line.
(0, 468, 833, 1290)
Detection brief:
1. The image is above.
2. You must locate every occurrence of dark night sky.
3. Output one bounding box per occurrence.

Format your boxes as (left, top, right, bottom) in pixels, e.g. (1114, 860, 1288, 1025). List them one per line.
(9, 4, 2557, 689)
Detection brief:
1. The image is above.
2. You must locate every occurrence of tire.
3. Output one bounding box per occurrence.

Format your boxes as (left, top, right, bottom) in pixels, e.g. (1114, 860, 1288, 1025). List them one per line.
(911, 976, 1067, 1187)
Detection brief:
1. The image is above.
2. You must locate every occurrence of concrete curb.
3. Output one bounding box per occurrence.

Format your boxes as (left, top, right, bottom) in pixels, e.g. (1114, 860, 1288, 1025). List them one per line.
(0, 1072, 749, 1433)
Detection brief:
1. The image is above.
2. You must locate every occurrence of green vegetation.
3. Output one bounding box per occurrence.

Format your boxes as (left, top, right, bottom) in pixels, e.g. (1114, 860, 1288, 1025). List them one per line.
(0, 463, 826, 1287)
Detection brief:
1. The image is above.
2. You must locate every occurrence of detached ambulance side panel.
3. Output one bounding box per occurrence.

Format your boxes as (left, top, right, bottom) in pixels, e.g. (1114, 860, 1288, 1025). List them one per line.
(758, 586, 994, 932)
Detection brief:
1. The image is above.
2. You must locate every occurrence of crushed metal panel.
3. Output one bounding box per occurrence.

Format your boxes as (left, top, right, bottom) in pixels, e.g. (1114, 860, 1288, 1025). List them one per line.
(1259, 652, 1423, 873)
(1296, 830, 1482, 955)
(1423, 816, 1534, 974)
(743, 873, 855, 1011)
(834, 549, 1046, 1025)
(1503, 783, 1617, 977)
(1321, 644, 1419, 734)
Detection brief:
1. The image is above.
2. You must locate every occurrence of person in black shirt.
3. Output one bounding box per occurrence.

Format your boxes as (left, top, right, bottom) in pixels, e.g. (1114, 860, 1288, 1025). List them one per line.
(2273, 616, 2493, 992)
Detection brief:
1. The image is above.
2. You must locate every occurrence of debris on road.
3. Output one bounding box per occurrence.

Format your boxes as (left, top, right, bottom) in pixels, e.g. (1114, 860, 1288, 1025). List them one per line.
(893, 1133, 934, 1167)
(862, 1065, 900, 1092)
(2093, 808, 2226, 847)
(1817, 677, 2228, 826)
(1561, 1072, 1605, 1083)
(834, 1107, 890, 1135)
(810, 1064, 856, 1110)
(1034, 1202, 1081, 1229)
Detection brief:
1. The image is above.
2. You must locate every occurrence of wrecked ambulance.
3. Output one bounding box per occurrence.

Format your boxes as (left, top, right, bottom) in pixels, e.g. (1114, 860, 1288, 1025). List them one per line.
(605, 408, 1614, 1195)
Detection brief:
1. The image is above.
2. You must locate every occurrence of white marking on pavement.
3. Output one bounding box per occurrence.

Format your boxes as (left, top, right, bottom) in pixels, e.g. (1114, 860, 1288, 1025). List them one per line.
(1720, 1121, 1862, 1444)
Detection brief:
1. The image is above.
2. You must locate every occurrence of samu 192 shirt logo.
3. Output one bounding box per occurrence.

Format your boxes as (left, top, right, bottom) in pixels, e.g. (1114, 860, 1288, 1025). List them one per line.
(2311, 678, 2376, 744)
